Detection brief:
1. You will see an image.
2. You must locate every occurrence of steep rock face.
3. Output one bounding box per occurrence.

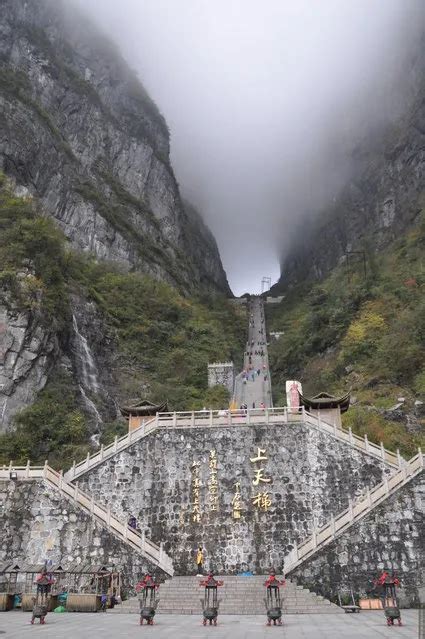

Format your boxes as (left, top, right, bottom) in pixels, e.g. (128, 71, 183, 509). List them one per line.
(68, 293, 120, 434)
(0, 0, 231, 294)
(183, 201, 231, 293)
(274, 36, 425, 290)
(0, 305, 57, 430)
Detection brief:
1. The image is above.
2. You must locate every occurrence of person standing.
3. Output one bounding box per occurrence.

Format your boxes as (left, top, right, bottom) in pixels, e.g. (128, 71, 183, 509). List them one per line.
(196, 546, 204, 576)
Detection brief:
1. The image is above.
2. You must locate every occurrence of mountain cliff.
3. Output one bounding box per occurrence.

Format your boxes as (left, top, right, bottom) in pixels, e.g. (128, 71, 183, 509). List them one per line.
(273, 33, 425, 291)
(0, 0, 240, 452)
(0, 0, 231, 295)
(266, 36, 425, 456)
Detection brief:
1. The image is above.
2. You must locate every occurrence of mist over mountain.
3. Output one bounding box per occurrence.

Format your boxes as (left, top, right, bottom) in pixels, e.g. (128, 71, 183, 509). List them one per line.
(78, 0, 425, 294)
(0, 0, 230, 296)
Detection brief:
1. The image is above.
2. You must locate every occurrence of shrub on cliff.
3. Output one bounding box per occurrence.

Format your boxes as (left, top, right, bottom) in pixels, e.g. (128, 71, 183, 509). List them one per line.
(267, 214, 425, 457)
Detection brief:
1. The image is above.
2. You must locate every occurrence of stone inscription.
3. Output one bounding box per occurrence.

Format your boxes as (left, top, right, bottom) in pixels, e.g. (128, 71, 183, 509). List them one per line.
(232, 481, 242, 519)
(191, 461, 201, 523)
(78, 423, 390, 575)
(208, 449, 219, 512)
(250, 447, 272, 511)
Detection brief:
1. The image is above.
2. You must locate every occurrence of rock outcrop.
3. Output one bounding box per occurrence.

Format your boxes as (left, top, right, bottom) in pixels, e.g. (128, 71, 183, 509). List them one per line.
(0, 0, 231, 295)
(0, 306, 57, 430)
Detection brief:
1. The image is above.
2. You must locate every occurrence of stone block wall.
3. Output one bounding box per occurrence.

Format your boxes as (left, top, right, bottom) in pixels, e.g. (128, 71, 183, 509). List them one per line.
(207, 362, 234, 395)
(0, 479, 167, 592)
(77, 422, 390, 575)
(289, 471, 425, 607)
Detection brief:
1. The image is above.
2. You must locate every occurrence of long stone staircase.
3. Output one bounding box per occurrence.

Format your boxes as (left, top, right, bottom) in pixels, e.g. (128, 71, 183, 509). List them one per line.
(111, 575, 342, 615)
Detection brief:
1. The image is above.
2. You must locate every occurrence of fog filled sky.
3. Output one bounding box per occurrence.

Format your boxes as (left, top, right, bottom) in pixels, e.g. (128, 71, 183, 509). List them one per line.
(77, 0, 424, 295)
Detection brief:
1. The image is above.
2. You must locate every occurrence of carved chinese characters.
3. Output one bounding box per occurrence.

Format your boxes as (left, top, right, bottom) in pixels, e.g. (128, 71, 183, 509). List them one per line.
(191, 461, 201, 523)
(208, 449, 219, 512)
(232, 481, 242, 519)
(250, 447, 272, 511)
(189, 445, 274, 523)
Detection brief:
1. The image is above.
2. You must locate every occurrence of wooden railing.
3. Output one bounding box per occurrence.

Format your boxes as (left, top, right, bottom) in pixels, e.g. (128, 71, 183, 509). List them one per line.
(0, 462, 174, 576)
(283, 451, 424, 575)
(64, 406, 401, 481)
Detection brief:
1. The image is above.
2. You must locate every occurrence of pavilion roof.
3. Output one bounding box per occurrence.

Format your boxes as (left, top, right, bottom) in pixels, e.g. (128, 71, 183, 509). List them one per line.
(120, 399, 168, 417)
(299, 391, 351, 413)
(0, 562, 20, 574)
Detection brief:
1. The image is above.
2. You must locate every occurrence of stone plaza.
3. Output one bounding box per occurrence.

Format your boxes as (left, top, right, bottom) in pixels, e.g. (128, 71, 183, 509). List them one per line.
(0, 610, 422, 639)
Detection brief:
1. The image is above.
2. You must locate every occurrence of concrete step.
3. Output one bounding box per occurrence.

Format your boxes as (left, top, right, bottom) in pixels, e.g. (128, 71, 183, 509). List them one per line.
(112, 607, 338, 615)
(112, 575, 342, 615)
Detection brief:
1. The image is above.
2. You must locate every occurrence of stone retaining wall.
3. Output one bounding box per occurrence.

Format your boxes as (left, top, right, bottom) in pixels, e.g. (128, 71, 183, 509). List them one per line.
(77, 422, 390, 574)
(289, 471, 425, 607)
(0, 479, 167, 592)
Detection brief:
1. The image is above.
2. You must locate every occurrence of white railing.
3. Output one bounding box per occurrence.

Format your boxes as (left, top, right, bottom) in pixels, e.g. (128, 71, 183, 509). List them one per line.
(150, 407, 400, 468)
(0, 462, 174, 576)
(284, 450, 424, 574)
(65, 406, 401, 481)
(65, 416, 157, 480)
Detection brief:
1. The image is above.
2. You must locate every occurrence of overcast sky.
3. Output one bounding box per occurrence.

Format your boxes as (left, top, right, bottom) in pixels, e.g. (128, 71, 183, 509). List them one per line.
(77, 0, 424, 295)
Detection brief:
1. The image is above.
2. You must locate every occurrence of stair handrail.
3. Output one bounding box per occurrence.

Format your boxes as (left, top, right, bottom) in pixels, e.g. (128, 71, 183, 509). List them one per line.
(302, 410, 399, 466)
(0, 464, 173, 576)
(66, 405, 401, 481)
(284, 450, 424, 574)
(66, 415, 157, 479)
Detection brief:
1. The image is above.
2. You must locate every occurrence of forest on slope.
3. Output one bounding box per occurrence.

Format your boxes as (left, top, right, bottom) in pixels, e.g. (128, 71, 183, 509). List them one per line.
(267, 32, 425, 458)
(267, 210, 425, 457)
(0, 175, 245, 468)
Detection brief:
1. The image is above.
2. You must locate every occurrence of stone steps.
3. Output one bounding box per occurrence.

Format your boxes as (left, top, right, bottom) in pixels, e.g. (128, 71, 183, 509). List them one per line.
(111, 576, 342, 615)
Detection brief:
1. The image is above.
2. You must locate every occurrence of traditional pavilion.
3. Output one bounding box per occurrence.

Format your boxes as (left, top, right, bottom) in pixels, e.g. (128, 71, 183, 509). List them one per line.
(120, 399, 168, 433)
(298, 391, 351, 428)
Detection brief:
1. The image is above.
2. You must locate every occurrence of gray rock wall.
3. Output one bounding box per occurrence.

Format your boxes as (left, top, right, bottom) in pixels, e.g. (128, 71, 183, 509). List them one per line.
(0, 478, 166, 590)
(0, 0, 231, 296)
(77, 422, 390, 575)
(0, 305, 57, 431)
(207, 362, 235, 395)
(289, 471, 425, 608)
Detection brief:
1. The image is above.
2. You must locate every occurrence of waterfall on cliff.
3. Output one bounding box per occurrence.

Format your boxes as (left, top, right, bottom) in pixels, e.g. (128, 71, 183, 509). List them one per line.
(72, 314, 102, 440)
(72, 314, 100, 393)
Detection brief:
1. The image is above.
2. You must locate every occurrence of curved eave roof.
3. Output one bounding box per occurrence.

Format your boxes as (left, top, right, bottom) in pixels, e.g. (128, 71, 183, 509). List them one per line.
(120, 400, 168, 417)
(299, 391, 350, 413)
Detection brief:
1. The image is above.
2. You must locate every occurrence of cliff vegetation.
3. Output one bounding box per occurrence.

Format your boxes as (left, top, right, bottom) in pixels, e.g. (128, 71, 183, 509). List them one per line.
(0, 178, 245, 468)
(267, 204, 425, 457)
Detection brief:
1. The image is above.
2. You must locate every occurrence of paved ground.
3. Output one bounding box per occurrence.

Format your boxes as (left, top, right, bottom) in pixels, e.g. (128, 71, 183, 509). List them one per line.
(0, 611, 420, 638)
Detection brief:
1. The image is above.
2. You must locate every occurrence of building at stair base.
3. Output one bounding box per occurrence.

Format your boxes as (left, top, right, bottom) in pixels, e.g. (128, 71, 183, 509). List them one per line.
(287, 469, 425, 608)
(75, 421, 394, 575)
(0, 478, 170, 588)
